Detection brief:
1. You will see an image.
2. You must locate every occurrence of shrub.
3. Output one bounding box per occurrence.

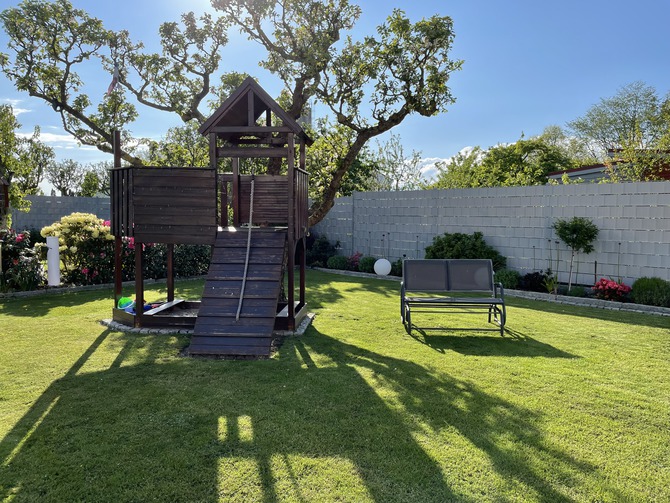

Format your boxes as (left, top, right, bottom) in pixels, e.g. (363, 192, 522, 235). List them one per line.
(566, 285, 587, 297)
(593, 278, 631, 302)
(326, 255, 349, 270)
(631, 277, 670, 307)
(390, 258, 403, 277)
(348, 252, 363, 271)
(41, 213, 115, 285)
(425, 231, 506, 271)
(0, 228, 45, 292)
(306, 234, 337, 267)
(119, 239, 168, 281)
(495, 269, 520, 289)
(358, 256, 376, 274)
(519, 270, 551, 292)
(173, 244, 212, 277)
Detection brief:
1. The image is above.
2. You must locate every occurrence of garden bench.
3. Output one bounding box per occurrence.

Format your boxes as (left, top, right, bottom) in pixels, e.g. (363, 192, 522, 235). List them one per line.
(401, 259, 506, 335)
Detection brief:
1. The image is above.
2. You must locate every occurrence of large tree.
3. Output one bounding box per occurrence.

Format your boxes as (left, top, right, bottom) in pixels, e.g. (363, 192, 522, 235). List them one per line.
(475, 138, 576, 187)
(0, 104, 54, 213)
(46, 159, 84, 196)
(428, 138, 575, 189)
(567, 81, 670, 180)
(428, 146, 483, 189)
(15, 126, 55, 195)
(0, 0, 462, 225)
(370, 133, 424, 191)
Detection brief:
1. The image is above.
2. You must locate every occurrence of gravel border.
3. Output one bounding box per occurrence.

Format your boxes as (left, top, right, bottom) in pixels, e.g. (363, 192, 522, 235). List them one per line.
(100, 312, 315, 336)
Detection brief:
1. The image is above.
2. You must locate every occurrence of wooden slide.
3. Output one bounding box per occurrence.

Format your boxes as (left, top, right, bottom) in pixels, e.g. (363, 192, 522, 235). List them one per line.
(188, 227, 287, 357)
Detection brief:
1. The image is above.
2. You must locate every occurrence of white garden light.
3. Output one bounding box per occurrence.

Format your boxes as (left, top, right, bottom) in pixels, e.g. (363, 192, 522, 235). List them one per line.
(374, 258, 392, 276)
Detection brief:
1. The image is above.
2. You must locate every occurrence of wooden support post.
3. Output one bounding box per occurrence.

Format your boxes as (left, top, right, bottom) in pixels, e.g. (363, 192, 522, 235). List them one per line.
(134, 243, 144, 327)
(113, 130, 122, 308)
(299, 238, 306, 306)
(114, 236, 123, 307)
(287, 133, 296, 327)
(167, 243, 174, 303)
(232, 158, 240, 227)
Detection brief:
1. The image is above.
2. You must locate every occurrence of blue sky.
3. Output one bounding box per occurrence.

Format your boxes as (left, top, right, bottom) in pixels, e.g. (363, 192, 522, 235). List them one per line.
(1, 0, 669, 174)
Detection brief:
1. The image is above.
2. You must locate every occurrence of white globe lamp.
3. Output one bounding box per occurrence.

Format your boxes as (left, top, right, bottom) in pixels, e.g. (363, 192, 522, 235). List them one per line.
(374, 258, 392, 276)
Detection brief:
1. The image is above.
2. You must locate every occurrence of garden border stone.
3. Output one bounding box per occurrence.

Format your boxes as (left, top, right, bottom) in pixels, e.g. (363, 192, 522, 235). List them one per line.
(99, 312, 315, 336)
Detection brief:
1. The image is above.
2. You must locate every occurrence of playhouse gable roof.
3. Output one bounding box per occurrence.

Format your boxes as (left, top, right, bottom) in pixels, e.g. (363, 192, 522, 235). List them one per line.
(199, 77, 312, 145)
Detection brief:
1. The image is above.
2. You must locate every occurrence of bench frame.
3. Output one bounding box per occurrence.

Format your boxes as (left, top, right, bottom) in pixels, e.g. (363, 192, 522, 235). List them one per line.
(400, 259, 506, 335)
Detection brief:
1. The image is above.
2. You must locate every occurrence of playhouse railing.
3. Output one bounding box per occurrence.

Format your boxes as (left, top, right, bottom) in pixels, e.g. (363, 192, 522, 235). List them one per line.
(219, 168, 309, 241)
(110, 166, 134, 238)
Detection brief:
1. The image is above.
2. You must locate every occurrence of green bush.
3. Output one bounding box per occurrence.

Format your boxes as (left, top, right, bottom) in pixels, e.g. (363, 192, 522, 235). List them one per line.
(566, 285, 587, 297)
(41, 213, 115, 285)
(174, 244, 211, 277)
(495, 269, 520, 289)
(306, 235, 337, 267)
(39, 213, 212, 286)
(326, 255, 350, 270)
(390, 258, 403, 277)
(424, 231, 506, 271)
(519, 270, 551, 292)
(358, 256, 376, 273)
(0, 228, 45, 292)
(631, 277, 670, 307)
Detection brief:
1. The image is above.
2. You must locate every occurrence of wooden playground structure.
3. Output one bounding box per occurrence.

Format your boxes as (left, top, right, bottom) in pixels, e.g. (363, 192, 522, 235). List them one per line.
(109, 78, 311, 357)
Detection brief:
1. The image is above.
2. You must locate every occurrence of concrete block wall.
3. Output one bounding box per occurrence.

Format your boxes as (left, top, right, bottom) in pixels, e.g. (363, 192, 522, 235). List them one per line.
(11, 196, 111, 232)
(312, 181, 670, 286)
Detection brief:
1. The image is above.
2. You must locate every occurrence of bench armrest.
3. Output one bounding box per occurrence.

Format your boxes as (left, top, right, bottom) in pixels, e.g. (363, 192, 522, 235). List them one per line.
(494, 282, 505, 301)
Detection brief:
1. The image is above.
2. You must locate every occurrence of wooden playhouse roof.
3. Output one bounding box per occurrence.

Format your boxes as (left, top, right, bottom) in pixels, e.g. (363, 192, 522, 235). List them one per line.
(199, 77, 312, 146)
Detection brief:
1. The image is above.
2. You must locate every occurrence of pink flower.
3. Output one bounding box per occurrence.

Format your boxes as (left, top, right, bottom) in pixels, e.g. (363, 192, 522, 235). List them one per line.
(81, 267, 89, 275)
(15, 234, 24, 243)
(103, 220, 110, 227)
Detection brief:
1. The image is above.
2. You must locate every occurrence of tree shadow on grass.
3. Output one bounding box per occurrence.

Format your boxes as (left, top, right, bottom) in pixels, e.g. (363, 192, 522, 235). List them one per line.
(1, 322, 623, 502)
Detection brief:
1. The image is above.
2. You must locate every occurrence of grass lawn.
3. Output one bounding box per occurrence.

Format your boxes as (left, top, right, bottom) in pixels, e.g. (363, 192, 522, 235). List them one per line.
(1, 269, 668, 502)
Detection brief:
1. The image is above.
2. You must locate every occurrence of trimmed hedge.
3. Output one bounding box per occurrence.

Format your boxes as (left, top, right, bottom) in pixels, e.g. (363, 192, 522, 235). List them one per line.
(425, 231, 506, 271)
(631, 277, 670, 307)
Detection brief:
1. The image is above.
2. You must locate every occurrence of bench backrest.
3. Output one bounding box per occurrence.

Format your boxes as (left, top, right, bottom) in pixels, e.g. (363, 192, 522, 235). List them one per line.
(403, 259, 495, 293)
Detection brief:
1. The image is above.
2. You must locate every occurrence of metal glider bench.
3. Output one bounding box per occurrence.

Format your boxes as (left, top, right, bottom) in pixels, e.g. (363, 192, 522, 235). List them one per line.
(401, 259, 506, 335)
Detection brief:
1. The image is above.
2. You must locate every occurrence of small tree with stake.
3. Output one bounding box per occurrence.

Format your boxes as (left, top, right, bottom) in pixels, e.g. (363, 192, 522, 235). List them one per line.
(552, 217, 599, 292)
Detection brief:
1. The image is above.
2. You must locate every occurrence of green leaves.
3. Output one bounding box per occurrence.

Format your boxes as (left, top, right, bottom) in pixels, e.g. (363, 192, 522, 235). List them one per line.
(567, 81, 670, 180)
(552, 217, 599, 255)
(430, 137, 576, 190)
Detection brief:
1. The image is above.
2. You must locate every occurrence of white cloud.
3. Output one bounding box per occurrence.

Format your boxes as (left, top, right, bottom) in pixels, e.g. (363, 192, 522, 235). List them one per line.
(16, 131, 97, 151)
(417, 157, 448, 182)
(1, 98, 31, 116)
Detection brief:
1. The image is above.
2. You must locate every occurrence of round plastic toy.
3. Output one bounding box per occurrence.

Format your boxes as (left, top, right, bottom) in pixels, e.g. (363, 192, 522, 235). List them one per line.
(117, 297, 134, 309)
